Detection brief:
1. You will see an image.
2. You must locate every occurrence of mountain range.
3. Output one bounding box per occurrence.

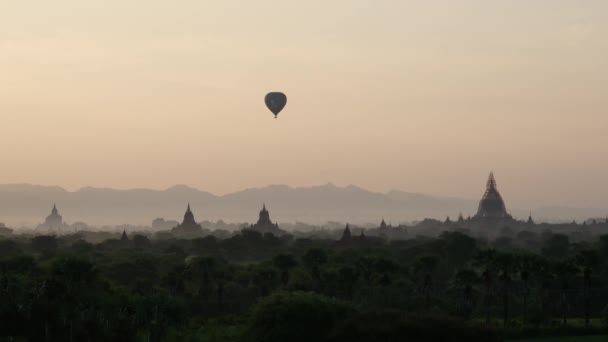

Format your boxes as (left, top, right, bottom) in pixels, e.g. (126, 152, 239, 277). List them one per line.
(0, 184, 605, 227)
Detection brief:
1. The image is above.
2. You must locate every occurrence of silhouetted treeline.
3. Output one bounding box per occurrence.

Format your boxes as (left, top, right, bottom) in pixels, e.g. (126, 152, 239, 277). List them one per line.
(2, 228, 608, 341)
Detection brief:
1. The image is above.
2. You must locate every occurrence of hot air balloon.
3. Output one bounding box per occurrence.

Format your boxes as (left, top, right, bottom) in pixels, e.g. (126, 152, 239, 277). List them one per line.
(265, 92, 287, 118)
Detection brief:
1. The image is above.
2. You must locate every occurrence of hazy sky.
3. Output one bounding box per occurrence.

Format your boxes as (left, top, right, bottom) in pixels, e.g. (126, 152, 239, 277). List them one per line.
(1, 1, 607, 209)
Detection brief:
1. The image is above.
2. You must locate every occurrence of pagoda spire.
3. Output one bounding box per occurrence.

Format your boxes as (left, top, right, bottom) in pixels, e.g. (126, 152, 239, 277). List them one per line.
(181, 203, 196, 226)
(341, 224, 352, 241)
(487, 172, 496, 190)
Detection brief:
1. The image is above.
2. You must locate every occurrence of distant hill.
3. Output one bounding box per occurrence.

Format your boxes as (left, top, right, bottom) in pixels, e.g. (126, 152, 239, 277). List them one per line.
(0, 184, 605, 227)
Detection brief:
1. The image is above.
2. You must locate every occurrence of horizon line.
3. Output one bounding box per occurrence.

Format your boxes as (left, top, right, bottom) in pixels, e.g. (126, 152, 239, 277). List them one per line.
(0, 182, 463, 199)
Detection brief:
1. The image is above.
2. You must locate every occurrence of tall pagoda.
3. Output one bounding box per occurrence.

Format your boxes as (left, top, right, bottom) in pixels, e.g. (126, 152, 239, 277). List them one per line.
(171, 203, 203, 236)
(249, 204, 286, 235)
(37, 203, 66, 231)
(473, 173, 512, 220)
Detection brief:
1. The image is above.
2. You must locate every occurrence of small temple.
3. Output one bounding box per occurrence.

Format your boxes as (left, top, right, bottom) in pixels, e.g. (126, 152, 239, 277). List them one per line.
(121, 229, 129, 241)
(337, 223, 369, 247)
(527, 212, 534, 225)
(369, 218, 408, 240)
(171, 203, 204, 236)
(37, 204, 65, 231)
(341, 224, 352, 241)
(473, 173, 513, 220)
(249, 204, 286, 235)
(377, 218, 394, 231)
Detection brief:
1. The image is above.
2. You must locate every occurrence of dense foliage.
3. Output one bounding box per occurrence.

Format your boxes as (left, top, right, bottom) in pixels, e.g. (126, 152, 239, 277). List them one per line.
(2, 227, 608, 341)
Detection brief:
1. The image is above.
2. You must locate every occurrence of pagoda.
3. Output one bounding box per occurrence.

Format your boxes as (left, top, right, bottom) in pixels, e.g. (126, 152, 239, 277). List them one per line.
(249, 204, 286, 235)
(473, 173, 512, 220)
(171, 203, 204, 236)
(340, 223, 352, 241)
(37, 203, 66, 231)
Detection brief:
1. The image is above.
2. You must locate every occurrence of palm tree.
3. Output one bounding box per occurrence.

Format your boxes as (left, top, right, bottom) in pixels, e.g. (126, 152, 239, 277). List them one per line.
(191, 257, 217, 298)
(337, 265, 358, 300)
(273, 254, 298, 287)
(494, 253, 515, 326)
(551, 260, 577, 325)
(535, 258, 553, 327)
(253, 266, 278, 296)
(517, 254, 539, 325)
(574, 250, 600, 327)
(414, 255, 438, 309)
(302, 248, 328, 290)
(453, 269, 479, 319)
(212, 263, 231, 313)
(163, 264, 190, 294)
(474, 249, 497, 324)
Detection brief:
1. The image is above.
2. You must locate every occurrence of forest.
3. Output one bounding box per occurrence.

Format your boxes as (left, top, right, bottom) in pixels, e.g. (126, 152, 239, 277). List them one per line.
(2, 226, 608, 341)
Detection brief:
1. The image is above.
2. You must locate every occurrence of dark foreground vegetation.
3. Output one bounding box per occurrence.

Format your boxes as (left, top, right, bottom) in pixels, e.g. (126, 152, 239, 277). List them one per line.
(2, 228, 608, 341)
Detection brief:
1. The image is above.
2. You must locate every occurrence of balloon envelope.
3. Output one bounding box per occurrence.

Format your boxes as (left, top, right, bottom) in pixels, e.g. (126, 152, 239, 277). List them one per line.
(265, 92, 287, 117)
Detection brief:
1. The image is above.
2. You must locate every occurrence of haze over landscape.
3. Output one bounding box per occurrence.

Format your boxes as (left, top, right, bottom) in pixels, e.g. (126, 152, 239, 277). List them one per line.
(1, 182, 606, 227)
(1, 1, 608, 213)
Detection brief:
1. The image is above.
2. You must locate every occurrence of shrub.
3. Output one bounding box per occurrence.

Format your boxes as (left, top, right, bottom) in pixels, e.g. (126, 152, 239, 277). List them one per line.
(328, 310, 501, 342)
(245, 291, 354, 342)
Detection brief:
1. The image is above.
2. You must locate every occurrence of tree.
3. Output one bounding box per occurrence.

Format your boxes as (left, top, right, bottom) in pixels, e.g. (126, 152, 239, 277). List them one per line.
(599, 234, 608, 259)
(440, 231, 477, 267)
(246, 291, 354, 342)
(329, 310, 501, 342)
(414, 255, 438, 309)
(452, 269, 479, 319)
(368, 257, 400, 286)
(495, 253, 514, 326)
(516, 254, 540, 325)
(574, 250, 600, 327)
(302, 248, 328, 290)
(132, 234, 151, 249)
(253, 266, 279, 297)
(163, 264, 190, 294)
(191, 257, 217, 298)
(0, 256, 37, 339)
(473, 249, 497, 324)
(336, 265, 358, 300)
(31, 235, 58, 256)
(0, 240, 22, 258)
(541, 234, 570, 260)
(551, 260, 577, 325)
(133, 290, 183, 342)
(213, 265, 230, 309)
(48, 257, 99, 342)
(273, 254, 298, 287)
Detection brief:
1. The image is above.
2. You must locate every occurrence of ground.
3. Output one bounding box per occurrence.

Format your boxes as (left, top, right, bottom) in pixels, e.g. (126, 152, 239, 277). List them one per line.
(510, 335, 608, 342)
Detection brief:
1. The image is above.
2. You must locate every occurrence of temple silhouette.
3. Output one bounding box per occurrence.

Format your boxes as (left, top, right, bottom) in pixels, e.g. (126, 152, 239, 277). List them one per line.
(473, 172, 513, 220)
(337, 223, 369, 248)
(249, 204, 286, 235)
(37, 204, 66, 231)
(171, 203, 204, 236)
(340, 223, 352, 242)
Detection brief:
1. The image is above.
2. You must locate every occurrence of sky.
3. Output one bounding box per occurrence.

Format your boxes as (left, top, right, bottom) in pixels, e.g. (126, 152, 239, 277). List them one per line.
(0, 1, 607, 209)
